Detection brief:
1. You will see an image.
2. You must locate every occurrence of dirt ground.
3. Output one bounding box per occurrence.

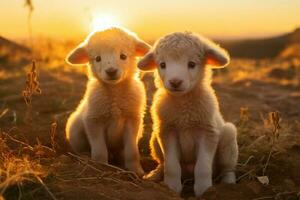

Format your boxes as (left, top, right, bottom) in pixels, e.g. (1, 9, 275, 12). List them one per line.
(0, 50, 300, 199)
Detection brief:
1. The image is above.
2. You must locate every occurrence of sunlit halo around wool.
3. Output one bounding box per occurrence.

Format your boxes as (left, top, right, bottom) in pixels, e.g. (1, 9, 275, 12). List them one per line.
(91, 14, 121, 32)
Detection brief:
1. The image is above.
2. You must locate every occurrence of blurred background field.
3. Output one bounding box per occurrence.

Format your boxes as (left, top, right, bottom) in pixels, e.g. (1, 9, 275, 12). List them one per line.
(0, 0, 300, 199)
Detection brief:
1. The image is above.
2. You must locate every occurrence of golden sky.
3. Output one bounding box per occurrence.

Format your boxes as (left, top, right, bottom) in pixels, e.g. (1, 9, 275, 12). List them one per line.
(0, 0, 300, 40)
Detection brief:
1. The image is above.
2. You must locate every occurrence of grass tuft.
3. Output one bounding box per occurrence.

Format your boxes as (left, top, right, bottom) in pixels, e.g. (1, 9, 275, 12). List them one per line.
(22, 61, 41, 106)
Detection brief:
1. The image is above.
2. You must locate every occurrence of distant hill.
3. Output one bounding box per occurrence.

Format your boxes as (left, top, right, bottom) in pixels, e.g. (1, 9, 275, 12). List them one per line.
(0, 36, 31, 54)
(280, 44, 300, 58)
(0, 36, 31, 68)
(219, 28, 300, 59)
(279, 28, 300, 58)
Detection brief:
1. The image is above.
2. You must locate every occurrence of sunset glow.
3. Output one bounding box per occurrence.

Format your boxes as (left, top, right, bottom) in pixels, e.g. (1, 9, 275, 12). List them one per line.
(0, 0, 300, 40)
(91, 14, 122, 32)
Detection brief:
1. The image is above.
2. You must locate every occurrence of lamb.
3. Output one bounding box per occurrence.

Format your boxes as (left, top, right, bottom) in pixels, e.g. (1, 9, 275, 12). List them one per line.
(137, 32, 238, 196)
(65, 27, 151, 176)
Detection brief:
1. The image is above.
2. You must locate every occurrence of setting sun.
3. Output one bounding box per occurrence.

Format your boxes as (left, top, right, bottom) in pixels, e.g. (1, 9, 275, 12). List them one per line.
(91, 13, 121, 32)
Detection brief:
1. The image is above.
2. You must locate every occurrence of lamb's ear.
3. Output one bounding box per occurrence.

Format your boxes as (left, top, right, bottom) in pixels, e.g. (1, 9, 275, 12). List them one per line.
(135, 38, 151, 56)
(137, 52, 156, 71)
(66, 44, 89, 66)
(204, 46, 230, 68)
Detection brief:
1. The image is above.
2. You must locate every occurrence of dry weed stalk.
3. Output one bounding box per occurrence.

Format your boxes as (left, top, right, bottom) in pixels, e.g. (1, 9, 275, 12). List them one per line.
(238, 107, 250, 131)
(261, 111, 281, 145)
(24, 0, 34, 52)
(240, 107, 249, 122)
(237, 111, 282, 181)
(0, 109, 9, 119)
(22, 61, 41, 106)
(260, 111, 281, 175)
(50, 122, 57, 151)
(24, 0, 34, 14)
(2, 132, 33, 152)
(33, 138, 55, 158)
(68, 152, 141, 183)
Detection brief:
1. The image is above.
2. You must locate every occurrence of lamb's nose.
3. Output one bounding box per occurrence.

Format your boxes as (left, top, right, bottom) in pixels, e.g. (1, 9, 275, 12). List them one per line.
(169, 79, 183, 89)
(105, 68, 117, 77)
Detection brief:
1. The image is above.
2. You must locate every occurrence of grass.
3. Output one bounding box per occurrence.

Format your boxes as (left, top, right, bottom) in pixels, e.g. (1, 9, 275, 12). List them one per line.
(22, 61, 41, 106)
(0, 131, 49, 199)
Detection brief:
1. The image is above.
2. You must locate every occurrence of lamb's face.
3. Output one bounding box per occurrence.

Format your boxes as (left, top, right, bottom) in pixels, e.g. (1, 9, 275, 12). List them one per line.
(87, 34, 136, 84)
(138, 32, 230, 96)
(156, 49, 204, 95)
(66, 27, 151, 84)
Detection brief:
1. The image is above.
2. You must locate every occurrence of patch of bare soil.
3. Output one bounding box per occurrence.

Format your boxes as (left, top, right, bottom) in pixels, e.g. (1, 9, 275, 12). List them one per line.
(49, 155, 181, 200)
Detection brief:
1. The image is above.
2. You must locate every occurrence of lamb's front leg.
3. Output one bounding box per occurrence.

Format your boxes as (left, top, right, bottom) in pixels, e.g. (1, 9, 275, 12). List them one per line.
(163, 134, 182, 194)
(84, 119, 108, 164)
(194, 130, 219, 197)
(123, 118, 144, 177)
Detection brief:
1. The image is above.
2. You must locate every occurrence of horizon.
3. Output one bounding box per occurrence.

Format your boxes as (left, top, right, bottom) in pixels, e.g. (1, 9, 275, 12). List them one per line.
(0, 0, 300, 41)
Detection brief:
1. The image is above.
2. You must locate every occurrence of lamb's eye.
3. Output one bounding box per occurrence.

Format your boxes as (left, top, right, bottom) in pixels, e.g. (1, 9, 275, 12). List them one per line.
(120, 54, 127, 60)
(95, 56, 101, 62)
(188, 61, 196, 69)
(160, 62, 166, 69)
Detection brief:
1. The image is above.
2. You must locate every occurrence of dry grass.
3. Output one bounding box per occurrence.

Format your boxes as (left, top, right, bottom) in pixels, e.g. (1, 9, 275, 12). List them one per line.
(0, 131, 49, 199)
(22, 61, 41, 106)
(235, 110, 283, 181)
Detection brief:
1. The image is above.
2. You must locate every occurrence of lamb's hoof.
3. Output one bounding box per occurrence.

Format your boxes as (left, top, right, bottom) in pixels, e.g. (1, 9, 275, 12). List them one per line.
(194, 182, 211, 197)
(164, 177, 182, 194)
(135, 167, 145, 178)
(143, 165, 163, 182)
(221, 171, 236, 184)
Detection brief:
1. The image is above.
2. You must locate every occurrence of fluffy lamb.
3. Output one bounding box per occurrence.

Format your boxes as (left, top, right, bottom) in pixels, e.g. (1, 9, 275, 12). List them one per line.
(138, 32, 238, 196)
(65, 27, 150, 176)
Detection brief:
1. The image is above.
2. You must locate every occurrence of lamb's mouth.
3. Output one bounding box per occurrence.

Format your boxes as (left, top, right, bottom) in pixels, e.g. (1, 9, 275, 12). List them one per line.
(105, 75, 121, 81)
(168, 88, 185, 93)
(103, 76, 122, 83)
(107, 77, 118, 81)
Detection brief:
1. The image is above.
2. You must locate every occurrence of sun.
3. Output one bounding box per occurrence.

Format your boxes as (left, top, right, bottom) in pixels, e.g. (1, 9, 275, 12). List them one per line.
(91, 14, 121, 32)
